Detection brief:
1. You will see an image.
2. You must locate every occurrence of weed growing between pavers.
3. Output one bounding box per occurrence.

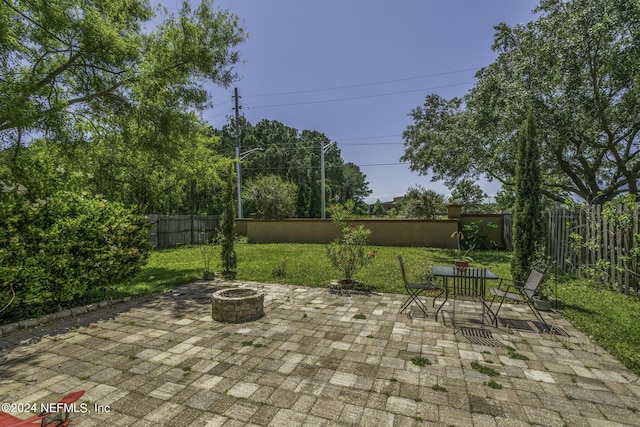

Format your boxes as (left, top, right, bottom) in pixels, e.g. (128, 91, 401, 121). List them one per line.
(505, 345, 529, 360)
(431, 384, 447, 392)
(485, 380, 503, 389)
(471, 361, 500, 377)
(411, 356, 432, 367)
(353, 313, 366, 320)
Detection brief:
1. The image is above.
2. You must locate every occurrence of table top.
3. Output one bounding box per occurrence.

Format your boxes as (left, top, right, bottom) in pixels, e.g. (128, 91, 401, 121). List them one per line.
(431, 266, 498, 280)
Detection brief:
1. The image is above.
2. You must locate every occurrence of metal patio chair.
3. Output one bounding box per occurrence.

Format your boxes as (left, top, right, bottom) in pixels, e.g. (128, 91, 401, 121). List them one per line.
(0, 390, 85, 427)
(487, 264, 551, 332)
(397, 256, 442, 318)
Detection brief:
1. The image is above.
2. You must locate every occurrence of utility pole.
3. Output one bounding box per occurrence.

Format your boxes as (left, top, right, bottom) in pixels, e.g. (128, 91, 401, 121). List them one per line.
(233, 88, 243, 219)
(320, 141, 336, 219)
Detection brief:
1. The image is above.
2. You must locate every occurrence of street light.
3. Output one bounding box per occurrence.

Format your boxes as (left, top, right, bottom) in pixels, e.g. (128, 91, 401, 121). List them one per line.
(321, 141, 336, 219)
(235, 147, 263, 219)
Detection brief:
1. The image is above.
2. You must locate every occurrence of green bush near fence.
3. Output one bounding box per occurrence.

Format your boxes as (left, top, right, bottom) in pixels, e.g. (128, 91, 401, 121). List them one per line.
(0, 189, 151, 322)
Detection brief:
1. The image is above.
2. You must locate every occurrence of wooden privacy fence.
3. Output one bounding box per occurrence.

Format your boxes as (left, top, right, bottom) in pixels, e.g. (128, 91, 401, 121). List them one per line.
(545, 206, 639, 294)
(147, 214, 219, 249)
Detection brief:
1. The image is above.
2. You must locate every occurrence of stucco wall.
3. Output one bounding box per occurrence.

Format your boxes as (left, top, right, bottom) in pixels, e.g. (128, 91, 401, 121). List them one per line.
(245, 219, 462, 248)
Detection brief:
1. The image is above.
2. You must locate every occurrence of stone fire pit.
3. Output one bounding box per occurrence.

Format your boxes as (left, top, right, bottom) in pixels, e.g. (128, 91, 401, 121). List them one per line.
(211, 288, 264, 323)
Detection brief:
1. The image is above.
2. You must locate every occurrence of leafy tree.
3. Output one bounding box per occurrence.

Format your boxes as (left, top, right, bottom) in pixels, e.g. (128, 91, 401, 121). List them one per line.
(402, 0, 640, 203)
(216, 119, 371, 217)
(511, 111, 544, 282)
(325, 201, 375, 282)
(372, 199, 385, 216)
(244, 175, 298, 219)
(494, 188, 516, 213)
(1, 0, 245, 188)
(450, 179, 487, 213)
(3, 124, 227, 214)
(398, 186, 446, 219)
(339, 162, 372, 204)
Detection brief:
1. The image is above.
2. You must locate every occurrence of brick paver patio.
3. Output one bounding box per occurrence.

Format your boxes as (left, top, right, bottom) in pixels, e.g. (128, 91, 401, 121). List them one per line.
(1, 280, 639, 426)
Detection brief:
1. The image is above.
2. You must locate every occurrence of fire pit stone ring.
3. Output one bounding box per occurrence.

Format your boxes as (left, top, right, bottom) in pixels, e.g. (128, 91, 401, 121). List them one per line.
(211, 288, 264, 323)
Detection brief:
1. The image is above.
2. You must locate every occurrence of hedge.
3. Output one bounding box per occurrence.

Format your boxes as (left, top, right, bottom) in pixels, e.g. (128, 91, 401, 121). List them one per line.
(0, 188, 151, 322)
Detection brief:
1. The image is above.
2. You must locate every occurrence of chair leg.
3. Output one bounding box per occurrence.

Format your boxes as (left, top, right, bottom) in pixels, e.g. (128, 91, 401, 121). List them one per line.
(487, 294, 506, 327)
(411, 292, 429, 316)
(451, 298, 456, 328)
(526, 302, 552, 333)
(400, 291, 428, 315)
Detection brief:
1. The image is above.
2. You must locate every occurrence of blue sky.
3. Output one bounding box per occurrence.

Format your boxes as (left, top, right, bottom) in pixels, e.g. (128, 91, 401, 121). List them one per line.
(159, 0, 540, 204)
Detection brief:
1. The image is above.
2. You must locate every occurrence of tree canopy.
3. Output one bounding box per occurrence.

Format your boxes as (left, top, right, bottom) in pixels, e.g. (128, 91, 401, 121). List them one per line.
(402, 0, 640, 203)
(0, 0, 246, 213)
(216, 118, 371, 217)
(397, 186, 446, 219)
(244, 175, 298, 219)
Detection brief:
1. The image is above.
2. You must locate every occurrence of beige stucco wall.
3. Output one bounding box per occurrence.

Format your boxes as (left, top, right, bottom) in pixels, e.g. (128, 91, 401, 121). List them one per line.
(245, 219, 462, 248)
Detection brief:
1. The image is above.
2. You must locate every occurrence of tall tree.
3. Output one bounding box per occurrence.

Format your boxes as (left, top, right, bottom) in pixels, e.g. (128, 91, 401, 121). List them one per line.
(244, 175, 298, 219)
(511, 111, 544, 282)
(216, 119, 371, 217)
(402, 0, 640, 203)
(219, 163, 237, 274)
(339, 162, 372, 204)
(450, 179, 487, 213)
(398, 186, 446, 219)
(0, 0, 245, 170)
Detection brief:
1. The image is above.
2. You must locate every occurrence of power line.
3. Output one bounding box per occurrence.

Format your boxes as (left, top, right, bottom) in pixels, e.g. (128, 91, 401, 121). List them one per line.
(336, 134, 401, 141)
(246, 82, 475, 109)
(339, 142, 404, 146)
(244, 67, 481, 98)
(243, 162, 408, 171)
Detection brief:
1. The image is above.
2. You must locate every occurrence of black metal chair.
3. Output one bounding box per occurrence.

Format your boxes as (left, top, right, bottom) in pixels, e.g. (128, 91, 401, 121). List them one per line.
(397, 256, 441, 318)
(451, 266, 489, 327)
(487, 264, 551, 332)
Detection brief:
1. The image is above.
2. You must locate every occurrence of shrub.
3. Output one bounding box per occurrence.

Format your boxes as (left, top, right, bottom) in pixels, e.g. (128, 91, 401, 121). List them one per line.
(325, 201, 375, 282)
(0, 188, 151, 321)
(219, 163, 237, 273)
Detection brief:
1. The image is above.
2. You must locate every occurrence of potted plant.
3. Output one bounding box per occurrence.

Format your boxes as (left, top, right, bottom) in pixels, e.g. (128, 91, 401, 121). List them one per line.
(532, 281, 553, 311)
(450, 229, 473, 268)
(326, 201, 376, 287)
(199, 233, 217, 280)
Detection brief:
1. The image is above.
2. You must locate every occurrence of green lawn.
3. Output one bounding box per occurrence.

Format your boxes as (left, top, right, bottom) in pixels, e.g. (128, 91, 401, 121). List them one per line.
(125, 243, 513, 295)
(117, 243, 640, 376)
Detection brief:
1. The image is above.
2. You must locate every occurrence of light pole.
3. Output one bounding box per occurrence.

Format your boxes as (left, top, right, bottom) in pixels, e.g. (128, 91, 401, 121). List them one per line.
(320, 141, 336, 219)
(236, 147, 263, 219)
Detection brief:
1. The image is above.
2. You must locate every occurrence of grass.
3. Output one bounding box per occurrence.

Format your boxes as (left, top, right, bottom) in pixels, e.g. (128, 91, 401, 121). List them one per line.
(118, 243, 513, 296)
(554, 274, 640, 376)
